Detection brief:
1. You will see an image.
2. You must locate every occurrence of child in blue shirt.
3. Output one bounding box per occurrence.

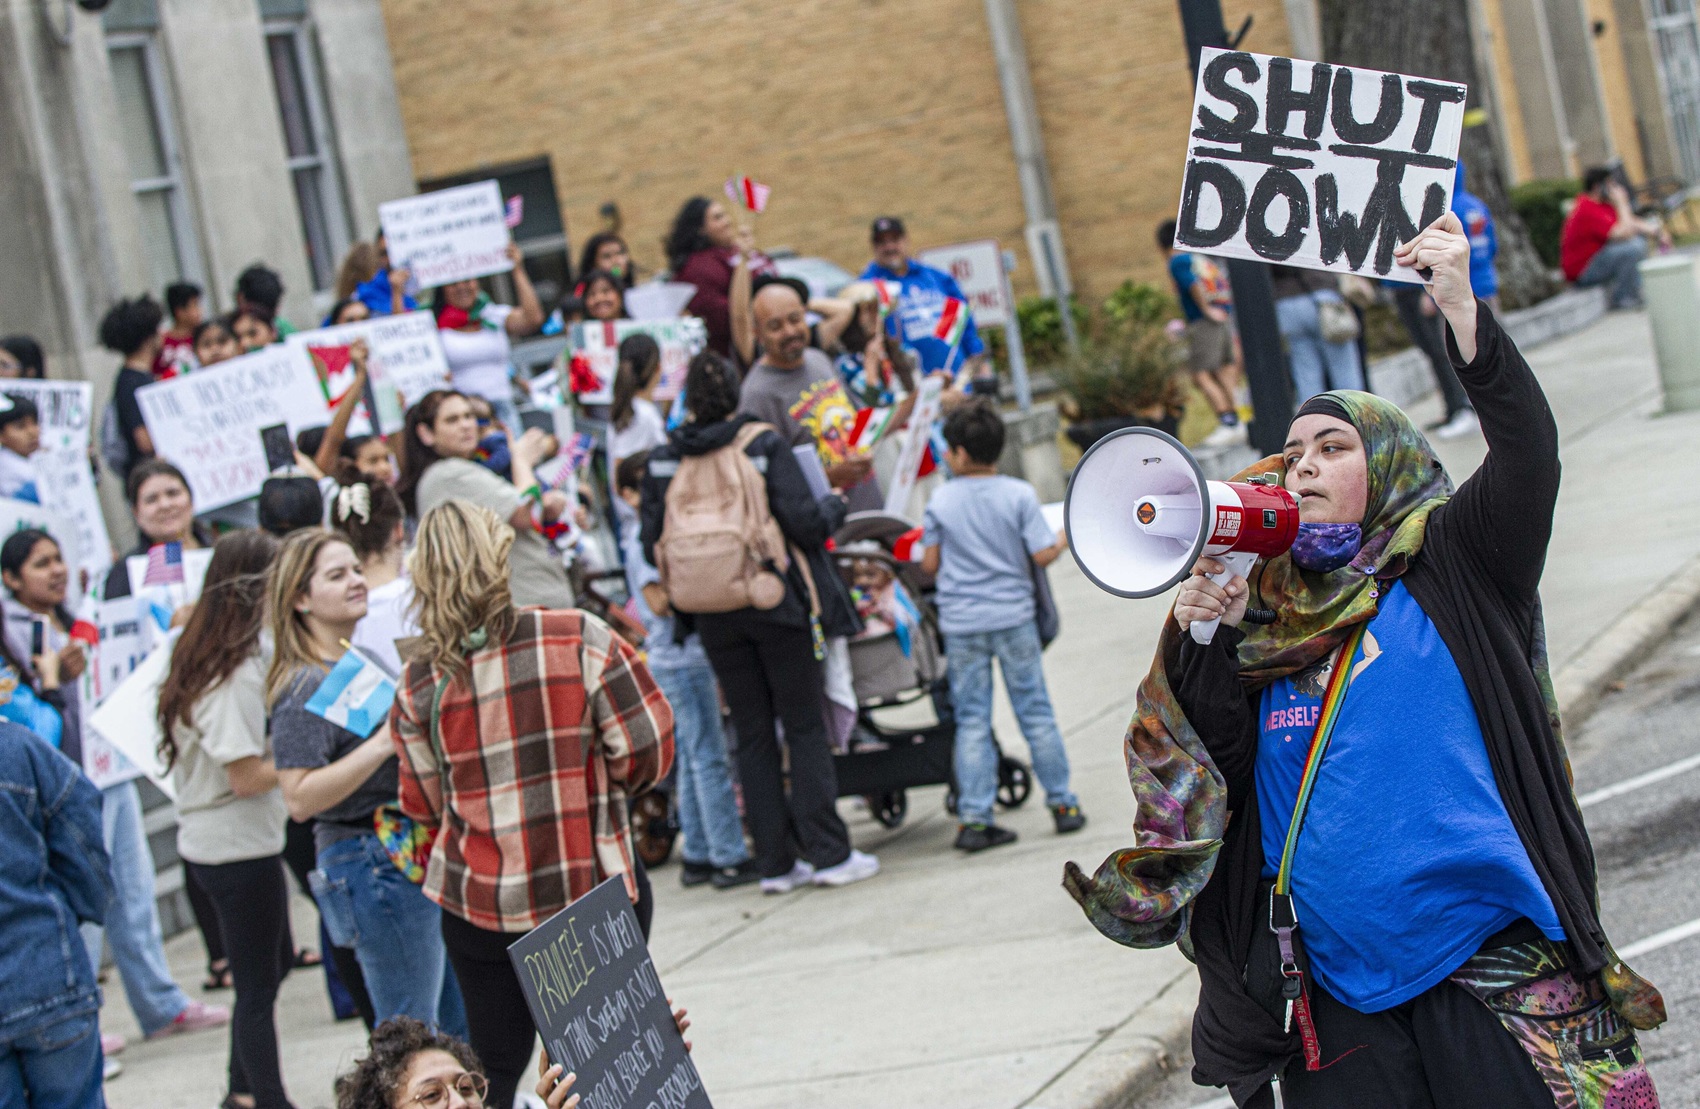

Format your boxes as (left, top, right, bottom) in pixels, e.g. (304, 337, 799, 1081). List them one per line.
(920, 401, 1085, 852)
(0, 395, 44, 504)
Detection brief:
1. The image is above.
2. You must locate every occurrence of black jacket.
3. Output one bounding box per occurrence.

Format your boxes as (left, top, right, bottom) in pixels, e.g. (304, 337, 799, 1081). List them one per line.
(1174, 303, 1601, 1104)
(639, 414, 861, 640)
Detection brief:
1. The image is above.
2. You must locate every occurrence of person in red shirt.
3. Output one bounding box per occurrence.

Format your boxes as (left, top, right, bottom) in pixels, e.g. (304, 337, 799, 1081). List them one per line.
(154, 281, 202, 378)
(1559, 167, 1665, 309)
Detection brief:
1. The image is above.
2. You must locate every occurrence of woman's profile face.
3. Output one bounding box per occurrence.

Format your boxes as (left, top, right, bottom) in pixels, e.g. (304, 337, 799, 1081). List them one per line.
(584, 277, 622, 321)
(4, 539, 67, 609)
(444, 280, 481, 312)
(1282, 414, 1369, 525)
(134, 474, 195, 544)
(423, 395, 481, 460)
(702, 201, 736, 248)
(300, 541, 368, 626)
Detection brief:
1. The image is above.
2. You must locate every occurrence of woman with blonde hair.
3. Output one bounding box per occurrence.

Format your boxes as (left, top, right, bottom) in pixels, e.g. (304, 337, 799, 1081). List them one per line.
(391, 500, 673, 1109)
(266, 528, 466, 1040)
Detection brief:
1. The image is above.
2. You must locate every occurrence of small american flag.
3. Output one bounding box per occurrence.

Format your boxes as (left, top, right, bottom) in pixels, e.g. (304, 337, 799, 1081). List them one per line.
(143, 542, 185, 586)
(724, 175, 771, 213)
(504, 194, 524, 228)
(563, 432, 596, 473)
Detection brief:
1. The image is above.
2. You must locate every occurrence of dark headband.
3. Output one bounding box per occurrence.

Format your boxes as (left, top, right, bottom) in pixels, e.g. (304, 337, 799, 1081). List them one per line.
(1293, 395, 1354, 426)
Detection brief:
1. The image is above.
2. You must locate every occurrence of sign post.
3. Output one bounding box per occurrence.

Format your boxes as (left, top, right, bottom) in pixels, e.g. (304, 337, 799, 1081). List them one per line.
(917, 239, 1033, 410)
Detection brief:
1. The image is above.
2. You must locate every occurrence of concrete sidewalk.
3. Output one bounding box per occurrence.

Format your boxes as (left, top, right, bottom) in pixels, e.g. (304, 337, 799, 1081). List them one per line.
(100, 307, 1699, 1109)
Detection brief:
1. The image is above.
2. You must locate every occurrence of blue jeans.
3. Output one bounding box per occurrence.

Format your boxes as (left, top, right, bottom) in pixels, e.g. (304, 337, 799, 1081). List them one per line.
(80, 780, 190, 1036)
(653, 663, 748, 869)
(945, 623, 1078, 826)
(309, 834, 466, 1040)
(0, 1012, 104, 1109)
(1575, 236, 1647, 308)
(1276, 293, 1365, 402)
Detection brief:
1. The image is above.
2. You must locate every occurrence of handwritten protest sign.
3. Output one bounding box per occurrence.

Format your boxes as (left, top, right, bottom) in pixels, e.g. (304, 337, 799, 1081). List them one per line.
(1177, 49, 1467, 283)
(287, 311, 451, 433)
(883, 374, 946, 518)
(380, 182, 513, 289)
(0, 381, 111, 582)
(135, 344, 330, 510)
(560, 318, 709, 405)
(509, 877, 710, 1109)
(0, 495, 82, 586)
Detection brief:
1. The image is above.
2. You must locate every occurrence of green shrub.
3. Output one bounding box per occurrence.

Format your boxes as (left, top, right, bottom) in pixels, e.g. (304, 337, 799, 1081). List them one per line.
(1511, 178, 1580, 270)
(1015, 294, 1091, 366)
(1050, 322, 1180, 422)
(1102, 280, 1177, 330)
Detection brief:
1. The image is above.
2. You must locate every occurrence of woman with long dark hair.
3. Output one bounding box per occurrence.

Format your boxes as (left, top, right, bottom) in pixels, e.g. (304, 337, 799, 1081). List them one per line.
(577, 231, 633, 289)
(577, 268, 629, 322)
(609, 333, 665, 467)
(157, 530, 295, 1109)
(665, 195, 776, 359)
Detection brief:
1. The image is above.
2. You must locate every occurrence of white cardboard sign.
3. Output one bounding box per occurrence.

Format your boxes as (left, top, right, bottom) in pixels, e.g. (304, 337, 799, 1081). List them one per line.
(287, 310, 452, 433)
(882, 374, 946, 518)
(0, 381, 111, 582)
(0, 495, 82, 585)
(917, 240, 1013, 328)
(87, 634, 177, 801)
(135, 344, 330, 511)
(1177, 49, 1467, 283)
(380, 181, 513, 289)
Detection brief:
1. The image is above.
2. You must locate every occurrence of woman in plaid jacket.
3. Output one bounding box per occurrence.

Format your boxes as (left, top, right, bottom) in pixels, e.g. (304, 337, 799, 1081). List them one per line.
(391, 499, 674, 1109)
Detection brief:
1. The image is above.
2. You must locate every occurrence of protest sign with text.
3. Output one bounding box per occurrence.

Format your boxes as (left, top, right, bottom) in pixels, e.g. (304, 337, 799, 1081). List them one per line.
(0, 495, 82, 588)
(883, 374, 946, 519)
(380, 182, 513, 289)
(287, 311, 451, 433)
(136, 344, 330, 510)
(1177, 49, 1467, 283)
(0, 380, 109, 581)
(509, 877, 711, 1109)
(560, 318, 709, 405)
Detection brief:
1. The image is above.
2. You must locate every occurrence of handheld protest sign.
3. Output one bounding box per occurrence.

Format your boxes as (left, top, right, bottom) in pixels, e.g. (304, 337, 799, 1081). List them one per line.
(379, 182, 512, 289)
(1177, 49, 1467, 283)
(509, 877, 711, 1109)
(286, 311, 451, 433)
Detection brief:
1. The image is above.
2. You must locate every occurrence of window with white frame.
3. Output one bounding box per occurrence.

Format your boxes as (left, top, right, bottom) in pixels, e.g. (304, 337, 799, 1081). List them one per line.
(263, 20, 352, 293)
(106, 33, 203, 292)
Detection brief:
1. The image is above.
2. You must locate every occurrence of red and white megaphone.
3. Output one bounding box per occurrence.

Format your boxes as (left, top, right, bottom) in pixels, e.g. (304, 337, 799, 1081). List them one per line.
(1065, 426, 1299, 644)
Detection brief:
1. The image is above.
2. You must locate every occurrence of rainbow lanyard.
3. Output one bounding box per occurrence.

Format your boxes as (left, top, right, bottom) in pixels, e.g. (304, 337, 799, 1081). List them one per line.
(1273, 622, 1369, 898)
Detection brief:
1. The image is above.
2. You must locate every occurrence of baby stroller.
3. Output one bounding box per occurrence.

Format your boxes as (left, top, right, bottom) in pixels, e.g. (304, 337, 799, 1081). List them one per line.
(831, 512, 1032, 829)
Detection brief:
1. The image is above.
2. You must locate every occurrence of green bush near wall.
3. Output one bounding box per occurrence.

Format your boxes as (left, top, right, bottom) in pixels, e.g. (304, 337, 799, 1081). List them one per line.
(1511, 178, 1581, 270)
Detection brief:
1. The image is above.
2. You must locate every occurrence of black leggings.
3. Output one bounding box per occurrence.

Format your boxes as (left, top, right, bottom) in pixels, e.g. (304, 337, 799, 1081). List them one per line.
(186, 856, 297, 1109)
(185, 866, 225, 968)
(440, 860, 653, 1109)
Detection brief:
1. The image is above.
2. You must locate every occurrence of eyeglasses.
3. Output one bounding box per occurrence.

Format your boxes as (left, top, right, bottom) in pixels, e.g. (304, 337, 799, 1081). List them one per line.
(408, 1072, 488, 1107)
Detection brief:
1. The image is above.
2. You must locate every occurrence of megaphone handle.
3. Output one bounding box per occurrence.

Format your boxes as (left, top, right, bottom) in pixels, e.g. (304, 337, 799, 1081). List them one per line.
(1189, 551, 1258, 645)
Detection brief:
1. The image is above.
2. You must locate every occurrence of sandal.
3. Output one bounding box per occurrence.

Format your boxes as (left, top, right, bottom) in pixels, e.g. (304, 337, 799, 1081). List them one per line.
(290, 948, 322, 969)
(202, 960, 232, 991)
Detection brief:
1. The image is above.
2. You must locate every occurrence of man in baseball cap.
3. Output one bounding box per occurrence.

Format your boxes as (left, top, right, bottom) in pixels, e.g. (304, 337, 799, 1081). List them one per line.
(860, 217, 986, 381)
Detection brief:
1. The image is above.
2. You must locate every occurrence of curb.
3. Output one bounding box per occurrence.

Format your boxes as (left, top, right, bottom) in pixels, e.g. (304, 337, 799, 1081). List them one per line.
(1025, 966, 1198, 1109)
(1552, 550, 1700, 724)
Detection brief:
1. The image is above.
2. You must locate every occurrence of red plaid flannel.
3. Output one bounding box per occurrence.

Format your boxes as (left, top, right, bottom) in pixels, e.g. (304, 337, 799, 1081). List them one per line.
(390, 608, 674, 932)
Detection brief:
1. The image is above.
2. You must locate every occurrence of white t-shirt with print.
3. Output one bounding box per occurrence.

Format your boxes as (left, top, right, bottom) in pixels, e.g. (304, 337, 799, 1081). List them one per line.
(439, 303, 516, 404)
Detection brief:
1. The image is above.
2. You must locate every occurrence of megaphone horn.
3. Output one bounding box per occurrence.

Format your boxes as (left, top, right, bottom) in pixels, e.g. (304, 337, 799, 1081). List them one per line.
(1064, 426, 1299, 644)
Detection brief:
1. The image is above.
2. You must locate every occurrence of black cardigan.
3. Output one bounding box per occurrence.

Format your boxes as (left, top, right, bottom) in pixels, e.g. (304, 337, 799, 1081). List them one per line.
(1174, 303, 1601, 1104)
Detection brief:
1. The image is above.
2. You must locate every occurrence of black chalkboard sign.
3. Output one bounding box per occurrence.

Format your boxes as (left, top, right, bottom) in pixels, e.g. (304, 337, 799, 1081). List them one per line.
(508, 876, 712, 1109)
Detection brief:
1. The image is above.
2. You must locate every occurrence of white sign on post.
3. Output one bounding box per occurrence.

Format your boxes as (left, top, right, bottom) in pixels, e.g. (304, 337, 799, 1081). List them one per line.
(287, 310, 452, 434)
(135, 344, 330, 511)
(1, 381, 111, 582)
(1177, 49, 1467, 283)
(917, 240, 1013, 328)
(380, 182, 513, 289)
(883, 374, 946, 518)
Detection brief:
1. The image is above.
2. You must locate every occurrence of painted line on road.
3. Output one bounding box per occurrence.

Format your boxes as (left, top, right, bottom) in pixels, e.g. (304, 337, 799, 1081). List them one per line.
(1577, 751, 1700, 808)
(1617, 916, 1700, 960)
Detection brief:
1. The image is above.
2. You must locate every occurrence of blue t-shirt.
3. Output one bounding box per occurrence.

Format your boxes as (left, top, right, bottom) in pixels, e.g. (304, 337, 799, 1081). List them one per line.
(921, 475, 1053, 636)
(1168, 254, 1205, 321)
(353, 269, 419, 319)
(620, 518, 707, 672)
(1453, 191, 1499, 299)
(859, 260, 985, 374)
(1255, 581, 1561, 1013)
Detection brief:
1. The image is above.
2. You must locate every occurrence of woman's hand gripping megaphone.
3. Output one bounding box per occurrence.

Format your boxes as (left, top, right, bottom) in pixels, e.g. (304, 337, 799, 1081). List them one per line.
(1175, 556, 1250, 637)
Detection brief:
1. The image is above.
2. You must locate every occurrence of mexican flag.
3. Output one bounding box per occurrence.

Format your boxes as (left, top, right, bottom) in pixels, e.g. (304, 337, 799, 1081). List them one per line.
(850, 406, 896, 449)
(873, 280, 903, 320)
(723, 175, 771, 213)
(933, 297, 970, 346)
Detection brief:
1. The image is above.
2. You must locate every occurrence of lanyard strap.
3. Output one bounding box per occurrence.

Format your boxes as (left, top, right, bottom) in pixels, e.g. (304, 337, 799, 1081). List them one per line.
(1273, 622, 1368, 897)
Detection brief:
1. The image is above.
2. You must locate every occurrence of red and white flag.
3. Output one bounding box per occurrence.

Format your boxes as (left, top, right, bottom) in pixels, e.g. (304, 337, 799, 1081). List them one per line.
(504, 195, 524, 228)
(724, 175, 771, 213)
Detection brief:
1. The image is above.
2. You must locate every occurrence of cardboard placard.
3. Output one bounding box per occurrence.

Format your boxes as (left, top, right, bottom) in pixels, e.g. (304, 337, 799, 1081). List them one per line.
(882, 374, 946, 518)
(1177, 49, 1467, 283)
(286, 311, 452, 433)
(0, 381, 111, 582)
(0, 495, 82, 587)
(508, 877, 711, 1109)
(379, 182, 513, 289)
(135, 345, 331, 510)
(86, 634, 177, 801)
(560, 318, 708, 405)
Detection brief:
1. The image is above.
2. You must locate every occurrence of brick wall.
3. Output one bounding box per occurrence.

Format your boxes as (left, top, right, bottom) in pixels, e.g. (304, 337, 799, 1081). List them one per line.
(378, 0, 1291, 302)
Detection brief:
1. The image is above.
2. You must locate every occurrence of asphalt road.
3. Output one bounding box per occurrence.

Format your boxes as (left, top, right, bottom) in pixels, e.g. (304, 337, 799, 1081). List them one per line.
(1131, 609, 1700, 1109)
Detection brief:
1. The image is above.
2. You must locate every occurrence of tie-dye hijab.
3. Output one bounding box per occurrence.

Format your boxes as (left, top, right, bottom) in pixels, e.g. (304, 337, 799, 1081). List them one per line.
(1060, 389, 1453, 946)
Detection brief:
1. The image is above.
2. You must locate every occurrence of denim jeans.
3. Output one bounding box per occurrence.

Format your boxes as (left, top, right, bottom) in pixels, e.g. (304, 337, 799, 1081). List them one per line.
(1275, 293, 1365, 402)
(945, 622, 1078, 826)
(80, 780, 190, 1037)
(1575, 236, 1648, 308)
(0, 1011, 104, 1109)
(652, 663, 748, 869)
(308, 834, 467, 1040)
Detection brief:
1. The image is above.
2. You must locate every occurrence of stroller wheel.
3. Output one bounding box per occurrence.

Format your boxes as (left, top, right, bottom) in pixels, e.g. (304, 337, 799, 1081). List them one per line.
(630, 790, 678, 868)
(996, 757, 1032, 810)
(870, 790, 908, 829)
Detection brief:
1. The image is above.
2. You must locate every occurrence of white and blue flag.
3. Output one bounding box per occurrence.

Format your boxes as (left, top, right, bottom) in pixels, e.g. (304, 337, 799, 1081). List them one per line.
(304, 646, 397, 738)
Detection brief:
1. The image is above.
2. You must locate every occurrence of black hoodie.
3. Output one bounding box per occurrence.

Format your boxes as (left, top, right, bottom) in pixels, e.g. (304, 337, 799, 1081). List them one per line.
(639, 414, 861, 640)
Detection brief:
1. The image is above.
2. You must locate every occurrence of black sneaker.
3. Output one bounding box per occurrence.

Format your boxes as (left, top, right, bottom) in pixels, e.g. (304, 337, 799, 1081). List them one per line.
(1052, 804, 1087, 834)
(710, 860, 762, 889)
(679, 860, 716, 888)
(955, 823, 1018, 852)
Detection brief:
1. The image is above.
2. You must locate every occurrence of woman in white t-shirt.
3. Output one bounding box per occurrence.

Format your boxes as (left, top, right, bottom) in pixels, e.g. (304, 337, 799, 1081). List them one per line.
(609, 333, 668, 465)
(330, 479, 415, 677)
(432, 243, 545, 432)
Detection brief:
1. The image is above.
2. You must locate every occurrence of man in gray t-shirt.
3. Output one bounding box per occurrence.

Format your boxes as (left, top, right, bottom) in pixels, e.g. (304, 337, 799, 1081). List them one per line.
(738, 283, 883, 513)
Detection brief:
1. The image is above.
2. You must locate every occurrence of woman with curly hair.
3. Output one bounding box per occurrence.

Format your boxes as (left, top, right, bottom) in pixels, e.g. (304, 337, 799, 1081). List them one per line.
(334, 1018, 489, 1109)
(665, 195, 775, 359)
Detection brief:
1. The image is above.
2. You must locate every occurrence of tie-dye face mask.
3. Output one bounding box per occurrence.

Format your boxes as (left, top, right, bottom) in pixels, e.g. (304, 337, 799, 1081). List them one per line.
(1290, 522, 1363, 573)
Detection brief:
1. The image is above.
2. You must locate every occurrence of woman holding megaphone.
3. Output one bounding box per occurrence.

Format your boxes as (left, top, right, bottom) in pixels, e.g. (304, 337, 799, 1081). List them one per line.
(1065, 212, 1664, 1109)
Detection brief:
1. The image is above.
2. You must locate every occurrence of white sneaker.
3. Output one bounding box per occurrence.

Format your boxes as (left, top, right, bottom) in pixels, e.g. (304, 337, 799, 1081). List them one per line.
(1433, 408, 1479, 440)
(1197, 422, 1247, 450)
(759, 860, 815, 894)
(812, 849, 881, 887)
(102, 1056, 123, 1082)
